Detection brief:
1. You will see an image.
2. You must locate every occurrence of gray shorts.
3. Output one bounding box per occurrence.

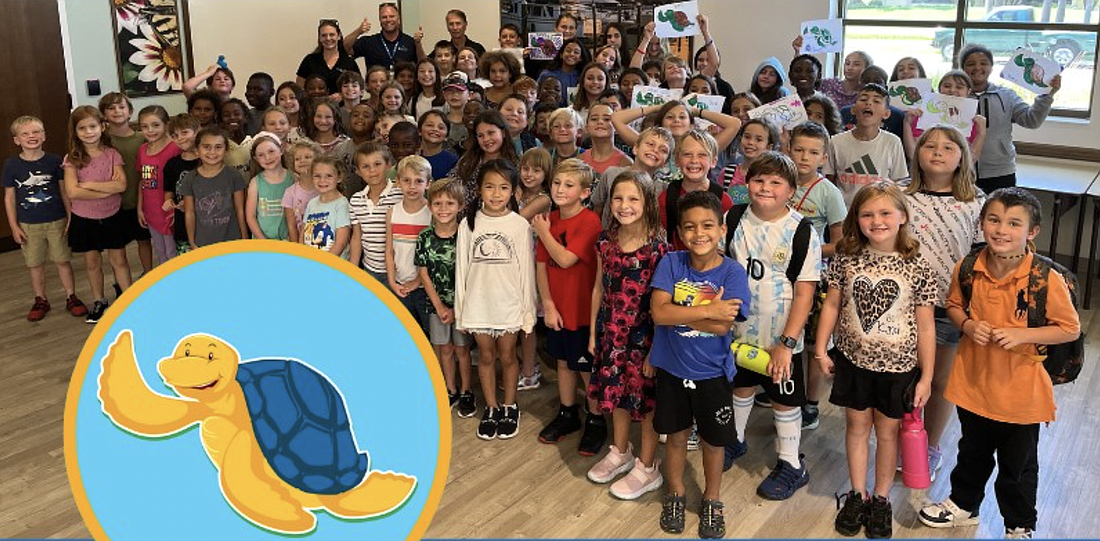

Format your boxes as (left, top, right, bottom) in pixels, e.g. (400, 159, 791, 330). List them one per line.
(935, 316, 961, 346)
(429, 313, 470, 347)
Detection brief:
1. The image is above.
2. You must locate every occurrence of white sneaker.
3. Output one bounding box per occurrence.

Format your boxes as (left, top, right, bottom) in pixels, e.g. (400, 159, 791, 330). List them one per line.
(517, 365, 542, 391)
(1005, 527, 1034, 539)
(919, 498, 980, 528)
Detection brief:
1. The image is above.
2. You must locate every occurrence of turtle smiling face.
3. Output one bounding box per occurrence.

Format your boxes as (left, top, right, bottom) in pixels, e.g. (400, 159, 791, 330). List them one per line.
(158, 334, 240, 401)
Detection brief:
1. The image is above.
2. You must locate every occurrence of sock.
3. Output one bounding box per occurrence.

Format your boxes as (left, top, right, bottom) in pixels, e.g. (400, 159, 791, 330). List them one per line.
(732, 394, 754, 443)
(774, 408, 802, 468)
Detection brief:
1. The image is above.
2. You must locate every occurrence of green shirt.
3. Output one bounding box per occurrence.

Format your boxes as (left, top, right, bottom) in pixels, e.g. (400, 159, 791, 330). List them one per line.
(112, 130, 144, 209)
(414, 225, 457, 310)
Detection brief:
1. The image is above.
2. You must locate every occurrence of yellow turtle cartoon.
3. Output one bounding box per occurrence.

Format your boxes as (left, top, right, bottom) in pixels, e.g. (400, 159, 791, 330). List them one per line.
(97, 330, 417, 534)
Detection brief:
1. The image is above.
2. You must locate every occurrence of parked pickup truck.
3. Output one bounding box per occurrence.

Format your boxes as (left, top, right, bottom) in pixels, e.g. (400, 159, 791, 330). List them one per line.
(932, 6, 1096, 65)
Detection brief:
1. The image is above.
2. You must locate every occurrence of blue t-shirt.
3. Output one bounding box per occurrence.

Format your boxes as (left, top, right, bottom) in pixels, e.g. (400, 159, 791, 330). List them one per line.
(2, 153, 66, 224)
(650, 251, 751, 381)
(424, 150, 459, 180)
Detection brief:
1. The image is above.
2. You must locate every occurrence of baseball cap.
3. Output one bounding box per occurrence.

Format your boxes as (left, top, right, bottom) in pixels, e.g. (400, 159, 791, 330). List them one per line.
(442, 71, 469, 92)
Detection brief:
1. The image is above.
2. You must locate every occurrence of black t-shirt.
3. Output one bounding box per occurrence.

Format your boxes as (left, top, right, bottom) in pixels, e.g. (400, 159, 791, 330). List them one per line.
(351, 33, 417, 70)
(452, 37, 485, 57)
(163, 155, 200, 242)
(296, 51, 363, 94)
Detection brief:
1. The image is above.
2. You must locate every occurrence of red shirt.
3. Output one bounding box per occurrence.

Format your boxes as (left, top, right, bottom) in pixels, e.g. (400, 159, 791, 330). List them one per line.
(658, 187, 734, 251)
(536, 208, 602, 330)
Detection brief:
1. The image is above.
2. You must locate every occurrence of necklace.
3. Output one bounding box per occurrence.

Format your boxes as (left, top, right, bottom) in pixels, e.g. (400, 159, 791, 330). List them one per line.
(994, 250, 1027, 260)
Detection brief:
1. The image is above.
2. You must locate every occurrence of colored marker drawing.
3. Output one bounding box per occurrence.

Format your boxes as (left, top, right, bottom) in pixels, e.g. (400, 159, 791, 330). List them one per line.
(97, 330, 417, 535)
(657, 9, 693, 32)
(1014, 54, 1049, 88)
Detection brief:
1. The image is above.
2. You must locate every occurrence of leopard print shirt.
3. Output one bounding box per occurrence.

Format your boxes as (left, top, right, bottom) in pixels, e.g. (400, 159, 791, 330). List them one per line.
(827, 248, 937, 373)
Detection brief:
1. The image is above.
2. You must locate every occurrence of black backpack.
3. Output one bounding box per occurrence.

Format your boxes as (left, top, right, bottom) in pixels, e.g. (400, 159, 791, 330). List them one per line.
(723, 204, 814, 284)
(957, 247, 1084, 385)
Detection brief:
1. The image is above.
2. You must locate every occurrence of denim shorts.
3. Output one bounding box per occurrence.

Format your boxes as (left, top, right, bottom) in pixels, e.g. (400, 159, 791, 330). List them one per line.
(935, 316, 962, 346)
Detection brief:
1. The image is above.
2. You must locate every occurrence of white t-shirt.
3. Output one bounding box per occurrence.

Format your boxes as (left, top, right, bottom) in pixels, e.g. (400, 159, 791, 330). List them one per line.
(906, 190, 986, 306)
(824, 130, 909, 206)
(727, 207, 822, 353)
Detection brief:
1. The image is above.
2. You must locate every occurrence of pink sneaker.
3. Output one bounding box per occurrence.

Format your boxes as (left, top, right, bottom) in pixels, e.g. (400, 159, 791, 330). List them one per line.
(610, 458, 663, 500)
(587, 443, 635, 484)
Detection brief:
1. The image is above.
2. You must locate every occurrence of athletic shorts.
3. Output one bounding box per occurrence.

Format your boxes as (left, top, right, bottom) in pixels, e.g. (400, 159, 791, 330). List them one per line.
(653, 367, 737, 447)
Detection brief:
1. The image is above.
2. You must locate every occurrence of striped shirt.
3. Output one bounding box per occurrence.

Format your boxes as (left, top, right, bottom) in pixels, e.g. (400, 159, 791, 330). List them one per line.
(350, 182, 402, 273)
(390, 200, 431, 283)
(906, 190, 985, 307)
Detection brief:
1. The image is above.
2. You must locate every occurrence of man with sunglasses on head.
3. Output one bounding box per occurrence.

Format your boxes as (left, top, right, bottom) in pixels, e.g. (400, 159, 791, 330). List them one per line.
(343, 2, 426, 71)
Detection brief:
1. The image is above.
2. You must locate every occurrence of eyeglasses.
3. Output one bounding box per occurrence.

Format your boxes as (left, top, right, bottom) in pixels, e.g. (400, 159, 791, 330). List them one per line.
(319, 18, 340, 28)
(379, 2, 398, 11)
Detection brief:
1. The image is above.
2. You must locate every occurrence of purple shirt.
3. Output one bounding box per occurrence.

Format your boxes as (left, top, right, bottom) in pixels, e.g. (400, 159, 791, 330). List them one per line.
(64, 148, 123, 219)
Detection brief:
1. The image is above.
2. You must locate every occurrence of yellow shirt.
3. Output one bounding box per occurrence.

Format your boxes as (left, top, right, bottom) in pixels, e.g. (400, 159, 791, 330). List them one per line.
(944, 251, 1080, 424)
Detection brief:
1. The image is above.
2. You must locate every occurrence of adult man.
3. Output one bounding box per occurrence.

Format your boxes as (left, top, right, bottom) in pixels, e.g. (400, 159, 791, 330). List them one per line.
(343, 2, 425, 71)
(446, 9, 485, 57)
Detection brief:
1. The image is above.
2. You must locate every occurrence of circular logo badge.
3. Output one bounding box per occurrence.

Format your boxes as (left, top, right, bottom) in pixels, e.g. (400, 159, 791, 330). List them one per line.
(64, 241, 450, 541)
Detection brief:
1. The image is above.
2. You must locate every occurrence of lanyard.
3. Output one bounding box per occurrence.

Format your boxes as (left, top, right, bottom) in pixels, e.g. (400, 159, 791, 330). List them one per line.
(794, 176, 824, 212)
(382, 37, 399, 64)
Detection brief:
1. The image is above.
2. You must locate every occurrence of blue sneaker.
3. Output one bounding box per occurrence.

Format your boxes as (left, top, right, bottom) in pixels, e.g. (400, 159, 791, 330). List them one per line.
(723, 439, 748, 471)
(757, 454, 809, 500)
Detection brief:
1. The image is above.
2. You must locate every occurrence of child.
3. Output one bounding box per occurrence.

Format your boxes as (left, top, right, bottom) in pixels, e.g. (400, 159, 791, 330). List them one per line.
(4, 116, 86, 320)
(220, 98, 251, 145)
(387, 121, 421, 164)
(244, 72, 275, 136)
(412, 59, 445, 119)
(572, 63, 609, 118)
(276, 82, 308, 141)
(538, 76, 563, 109)
(455, 159, 536, 440)
(890, 57, 926, 82)
(547, 107, 583, 164)
(958, 44, 1058, 193)
(432, 41, 458, 76)
(586, 171, 668, 499)
(514, 147, 553, 390)
(442, 72, 471, 150)
(661, 56, 690, 91)
(99, 92, 152, 278)
(245, 133, 293, 240)
(789, 55, 823, 100)
(301, 155, 351, 258)
(163, 114, 201, 254)
(579, 103, 632, 175)
(618, 68, 648, 108)
(786, 122, 847, 429)
(904, 125, 986, 481)
(824, 84, 909, 206)
(305, 99, 354, 163)
(749, 57, 790, 105)
(920, 187, 1080, 539)
(514, 76, 539, 111)
(282, 140, 321, 244)
(336, 71, 366, 128)
(659, 130, 733, 250)
(349, 142, 402, 283)
(902, 70, 987, 162)
(724, 151, 821, 501)
(261, 107, 294, 150)
(815, 181, 936, 539)
(820, 50, 873, 110)
(419, 111, 458, 179)
(135, 105, 182, 265)
(456, 48, 480, 87)
(385, 155, 433, 332)
(416, 178, 475, 416)
(650, 189, 750, 538)
(452, 111, 520, 209)
(612, 99, 741, 153)
(594, 45, 622, 85)
(304, 75, 330, 100)
(480, 51, 521, 109)
(375, 112, 407, 145)
(532, 102, 557, 145)
(839, 66, 906, 140)
(379, 82, 415, 122)
(499, 94, 540, 156)
(803, 92, 844, 136)
(538, 39, 590, 106)
(722, 118, 779, 205)
(394, 62, 418, 98)
(348, 103, 377, 146)
(534, 159, 605, 454)
(591, 126, 675, 228)
(364, 66, 390, 113)
(179, 126, 247, 249)
(64, 106, 133, 323)
(187, 89, 222, 128)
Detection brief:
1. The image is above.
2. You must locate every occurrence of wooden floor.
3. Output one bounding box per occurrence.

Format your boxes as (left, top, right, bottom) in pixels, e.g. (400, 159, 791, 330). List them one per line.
(0, 245, 1098, 539)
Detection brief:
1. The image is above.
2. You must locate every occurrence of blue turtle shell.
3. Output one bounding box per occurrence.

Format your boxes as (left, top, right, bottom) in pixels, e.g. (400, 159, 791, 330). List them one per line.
(236, 359, 369, 495)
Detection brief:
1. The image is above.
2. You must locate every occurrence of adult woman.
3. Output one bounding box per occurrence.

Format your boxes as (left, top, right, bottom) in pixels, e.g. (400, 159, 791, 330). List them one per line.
(295, 19, 362, 94)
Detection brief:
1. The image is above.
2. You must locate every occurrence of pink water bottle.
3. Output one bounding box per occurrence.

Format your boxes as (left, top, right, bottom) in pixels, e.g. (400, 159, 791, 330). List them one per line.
(900, 407, 930, 489)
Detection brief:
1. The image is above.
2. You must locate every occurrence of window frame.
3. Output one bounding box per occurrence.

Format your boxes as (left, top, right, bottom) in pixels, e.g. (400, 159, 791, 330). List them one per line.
(839, 1, 1100, 119)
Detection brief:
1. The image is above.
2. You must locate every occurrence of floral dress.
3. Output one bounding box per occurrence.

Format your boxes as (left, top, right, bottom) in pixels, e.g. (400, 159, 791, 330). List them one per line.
(588, 232, 669, 420)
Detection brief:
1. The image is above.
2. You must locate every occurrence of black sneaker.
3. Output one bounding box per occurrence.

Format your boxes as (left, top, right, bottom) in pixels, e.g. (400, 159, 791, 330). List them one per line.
(757, 454, 809, 500)
(659, 493, 686, 534)
(802, 403, 820, 430)
(723, 439, 749, 472)
(834, 490, 867, 537)
(497, 404, 520, 439)
(477, 407, 499, 440)
(755, 392, 772, 408)
(699, 499, 726, 538)
(538, 404, 581, 443)
(865, 495, 893, 538)
(448, 390, 459, 409)
(577, 411, 608, 456)
(112, 283, 122, 299)
(85, 300, 108, 324)
(457, 391, 477, 418)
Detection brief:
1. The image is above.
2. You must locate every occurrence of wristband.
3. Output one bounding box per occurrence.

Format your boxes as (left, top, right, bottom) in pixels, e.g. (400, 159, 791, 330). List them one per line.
(704, 39, 714, 48)
(961, 317, 973, 331)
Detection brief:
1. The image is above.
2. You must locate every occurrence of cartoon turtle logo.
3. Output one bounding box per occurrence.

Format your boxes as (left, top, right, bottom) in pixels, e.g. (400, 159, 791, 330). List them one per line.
(805, 25, 838, 49)
(97, 330, 417, 534)
(657, 9, 693, 32)
(1013, 54, 1049, 88)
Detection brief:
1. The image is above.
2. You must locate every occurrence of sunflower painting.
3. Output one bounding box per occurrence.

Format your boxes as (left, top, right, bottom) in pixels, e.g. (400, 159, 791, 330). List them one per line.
(111, 0, 193, 97)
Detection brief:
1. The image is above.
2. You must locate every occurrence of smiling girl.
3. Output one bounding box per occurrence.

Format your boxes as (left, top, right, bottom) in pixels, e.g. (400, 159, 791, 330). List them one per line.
(245, 133, 293, 240)
(538, 38, 591, 106)
(135, 105, 182, 265)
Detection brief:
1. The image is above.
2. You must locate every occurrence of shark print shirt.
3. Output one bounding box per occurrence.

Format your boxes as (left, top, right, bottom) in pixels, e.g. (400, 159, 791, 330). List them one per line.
(827, 247, 936, 373)
(2, 153, 66, 223)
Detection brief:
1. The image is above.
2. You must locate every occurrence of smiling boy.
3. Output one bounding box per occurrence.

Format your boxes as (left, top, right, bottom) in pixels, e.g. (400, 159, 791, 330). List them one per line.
(824, 83, 909, 206)
(658, 130, 733, 250)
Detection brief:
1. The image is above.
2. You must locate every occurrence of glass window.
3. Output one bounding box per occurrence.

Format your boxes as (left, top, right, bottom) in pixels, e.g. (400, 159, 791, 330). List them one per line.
(962, 28, 1095, 111)
(844, 0, 959, 22)
(967, 1, 1098, 25)
(845, 26, 957, 81)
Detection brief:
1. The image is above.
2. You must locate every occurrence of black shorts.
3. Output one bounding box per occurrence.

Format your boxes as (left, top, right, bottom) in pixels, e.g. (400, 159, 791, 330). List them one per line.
(829, 349, 918, 420)
(119, 207, 151, 242)
(68, 212, 131, 253)
(732, 349, 806, 408)
(547, 326, 592, 372)
(653, 368, 737, 447)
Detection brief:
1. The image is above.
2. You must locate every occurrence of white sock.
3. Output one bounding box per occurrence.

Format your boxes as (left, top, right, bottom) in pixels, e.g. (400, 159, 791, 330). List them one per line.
(774, 408, 802, 469)
(732, 394, 755, 443)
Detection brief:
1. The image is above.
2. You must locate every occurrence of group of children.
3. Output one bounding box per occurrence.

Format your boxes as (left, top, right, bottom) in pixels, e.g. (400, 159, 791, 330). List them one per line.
(2, 8, 1080, 540)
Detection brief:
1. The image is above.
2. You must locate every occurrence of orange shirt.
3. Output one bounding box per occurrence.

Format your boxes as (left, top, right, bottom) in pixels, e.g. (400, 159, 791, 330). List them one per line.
(944, 251, 1080, 424)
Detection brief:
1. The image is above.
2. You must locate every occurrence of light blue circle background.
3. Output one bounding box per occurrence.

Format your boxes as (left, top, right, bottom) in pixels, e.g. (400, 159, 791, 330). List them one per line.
(74, 251, 440, 540)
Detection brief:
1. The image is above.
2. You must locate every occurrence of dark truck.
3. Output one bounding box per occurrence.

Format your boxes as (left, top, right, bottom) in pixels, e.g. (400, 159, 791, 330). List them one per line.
(932, 6, 1096, 65)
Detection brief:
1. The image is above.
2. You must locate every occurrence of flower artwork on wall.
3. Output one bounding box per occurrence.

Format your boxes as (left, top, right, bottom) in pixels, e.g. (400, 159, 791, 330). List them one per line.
(111, 0, 194, 97)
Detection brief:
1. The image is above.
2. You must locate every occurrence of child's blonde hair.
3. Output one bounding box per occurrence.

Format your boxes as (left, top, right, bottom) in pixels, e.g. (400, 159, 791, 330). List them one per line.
(261, 106, 291, 127)
(635, 126, 676, 157)
(547, 107, 582, 131)
(167, 113, 200, 135)
(677, 128, 718, 160)
(427, 177, 466, 206)
(396, 154, 432, 180)
(10, 115, 43, 136)
(906, 125, 978, 202)
(286, 139, 321, 176)
(355, 141, 394, 166)
(607, 170, 660, 240)
(837, 181, 920, 259)
(553, 158, 595, 190)
(309, 155, 347, 187)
